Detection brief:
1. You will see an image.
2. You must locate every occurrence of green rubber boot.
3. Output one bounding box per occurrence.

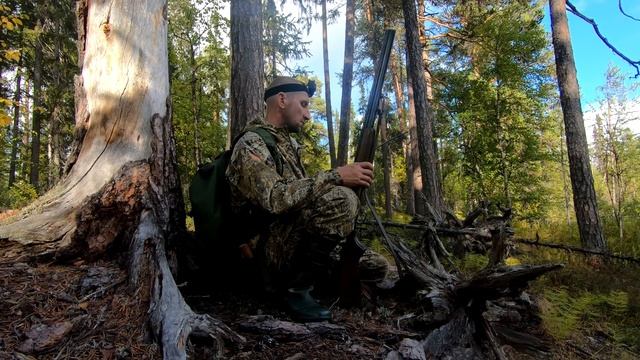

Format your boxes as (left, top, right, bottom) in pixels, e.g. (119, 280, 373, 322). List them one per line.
(285, 286, 331, 322)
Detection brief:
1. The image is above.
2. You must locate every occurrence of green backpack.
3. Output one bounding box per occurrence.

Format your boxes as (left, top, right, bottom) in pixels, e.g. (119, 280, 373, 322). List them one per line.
(188, 127, 283, 271)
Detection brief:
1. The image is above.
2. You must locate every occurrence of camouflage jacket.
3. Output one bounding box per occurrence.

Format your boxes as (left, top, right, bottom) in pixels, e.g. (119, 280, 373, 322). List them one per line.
(226, 118, 342, 220)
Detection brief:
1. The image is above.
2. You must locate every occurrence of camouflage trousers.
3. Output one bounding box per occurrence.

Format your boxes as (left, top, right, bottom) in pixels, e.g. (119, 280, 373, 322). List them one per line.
(263, 185, 359, 272)
(261, 185, 388, 287)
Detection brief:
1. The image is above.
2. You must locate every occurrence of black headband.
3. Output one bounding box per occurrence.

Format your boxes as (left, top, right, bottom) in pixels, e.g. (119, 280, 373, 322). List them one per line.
(264, 80, 316, 101)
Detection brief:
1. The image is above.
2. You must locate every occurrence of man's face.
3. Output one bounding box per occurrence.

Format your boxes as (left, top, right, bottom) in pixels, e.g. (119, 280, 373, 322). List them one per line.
(282, 92, 311, 133)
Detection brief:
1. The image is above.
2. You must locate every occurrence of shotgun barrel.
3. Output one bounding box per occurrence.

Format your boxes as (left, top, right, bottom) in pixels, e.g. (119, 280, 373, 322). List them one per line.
(339, 29, 395, 306)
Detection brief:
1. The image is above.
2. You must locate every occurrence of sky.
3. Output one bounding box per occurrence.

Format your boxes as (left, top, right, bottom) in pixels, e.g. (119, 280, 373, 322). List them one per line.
(223, 0, 640, 137)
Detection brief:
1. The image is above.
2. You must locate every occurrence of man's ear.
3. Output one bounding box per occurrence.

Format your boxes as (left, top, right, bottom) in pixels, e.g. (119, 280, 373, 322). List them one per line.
(278, 92, 287, 109)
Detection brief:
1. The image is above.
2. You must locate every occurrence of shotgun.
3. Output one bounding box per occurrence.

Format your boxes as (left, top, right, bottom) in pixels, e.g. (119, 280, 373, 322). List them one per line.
(339, 29, 395, 305)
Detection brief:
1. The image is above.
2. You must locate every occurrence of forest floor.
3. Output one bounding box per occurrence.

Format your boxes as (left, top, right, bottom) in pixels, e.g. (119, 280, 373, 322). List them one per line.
(0, 244, 638, 359)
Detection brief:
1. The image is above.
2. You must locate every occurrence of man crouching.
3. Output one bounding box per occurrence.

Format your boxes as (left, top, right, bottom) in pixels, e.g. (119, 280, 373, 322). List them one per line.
(226, 76, 388, 322)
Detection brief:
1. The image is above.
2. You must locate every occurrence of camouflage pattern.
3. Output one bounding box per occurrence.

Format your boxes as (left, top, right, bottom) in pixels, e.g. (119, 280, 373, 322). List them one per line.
(226, 119, 358, 270)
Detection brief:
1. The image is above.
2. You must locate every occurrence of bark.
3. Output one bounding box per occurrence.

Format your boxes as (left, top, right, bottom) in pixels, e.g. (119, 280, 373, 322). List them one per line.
(0, 1, 241, 357)
(559, 121, 572, 230)
(322, 0, 337, 168)
(390, 51, 415, 215)
(8, 67, 22, 187)
(30, 20, 44, 190)
(229, 0, 264, 144)
(337, 0, 355, 166)
(418, 0, 445, 206)
(407, 73, 425, 216)
(549, 0, 606, 250)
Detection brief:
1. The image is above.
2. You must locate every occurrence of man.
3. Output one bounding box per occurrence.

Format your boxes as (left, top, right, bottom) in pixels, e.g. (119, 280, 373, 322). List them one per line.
(226, 76, 388, 321)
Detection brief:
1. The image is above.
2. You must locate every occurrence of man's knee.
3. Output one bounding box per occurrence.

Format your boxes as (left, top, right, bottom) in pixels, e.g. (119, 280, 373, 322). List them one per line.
(305, 186, 359, 238)
(333, 185, 359, 219)
(321, 185, 359, 223)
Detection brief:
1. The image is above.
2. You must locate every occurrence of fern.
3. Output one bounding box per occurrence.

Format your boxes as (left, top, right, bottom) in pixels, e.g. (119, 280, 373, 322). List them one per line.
(541, 288, 631, 341)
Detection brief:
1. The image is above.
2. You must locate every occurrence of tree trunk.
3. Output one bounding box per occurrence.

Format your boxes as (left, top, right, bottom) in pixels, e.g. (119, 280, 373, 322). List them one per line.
(268, 0, 279, 80)
(403, 0, 444, 221)
(30, 20, 44, 190)
(229, 0, 264, 145)
(337, 0, 355, 166)
(380, 103, 393, 219)
(549, 0, 606, 250)
(0, 1, 242, 357)
(47, 22, 64, 189)
(47, 105, 62, 188)
(322, 0, 337, 168)
(407, 73, 425, 216)
(390, 50, 415, 215)
(417, 0, 433, 102)
(559, 120, 573, 232)
(8, 67, 22, 187)
(21, 78, 31, 179)
(190, 43, 201, 166)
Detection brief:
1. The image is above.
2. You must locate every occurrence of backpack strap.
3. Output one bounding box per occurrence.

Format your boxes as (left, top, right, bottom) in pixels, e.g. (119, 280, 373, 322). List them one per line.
(250, 127, 284, 176)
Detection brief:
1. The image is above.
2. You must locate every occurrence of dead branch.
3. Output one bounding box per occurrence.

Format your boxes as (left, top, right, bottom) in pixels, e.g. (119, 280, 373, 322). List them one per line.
(358, 220, 492, 239)
(514, 237, 640, 264)
(619, 0, 640, 22)
(566, 0, 640, 77)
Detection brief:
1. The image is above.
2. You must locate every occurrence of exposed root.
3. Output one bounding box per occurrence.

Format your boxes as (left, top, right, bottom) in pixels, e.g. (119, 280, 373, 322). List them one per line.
(132, 211, 244, 359)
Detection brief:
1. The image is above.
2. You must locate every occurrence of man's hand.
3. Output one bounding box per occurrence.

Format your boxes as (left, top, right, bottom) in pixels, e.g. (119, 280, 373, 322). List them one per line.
(336, 162, 374, 188)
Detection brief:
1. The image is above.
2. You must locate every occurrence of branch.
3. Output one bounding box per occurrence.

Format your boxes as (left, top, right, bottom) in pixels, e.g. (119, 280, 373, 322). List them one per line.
(514, 237, 640, 264)
(619, 0, 640, 22)
(566, 0, 640, 77)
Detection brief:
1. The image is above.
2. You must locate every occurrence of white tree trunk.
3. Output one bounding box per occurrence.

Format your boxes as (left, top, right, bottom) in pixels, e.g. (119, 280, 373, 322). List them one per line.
(0, 1, 242, 358)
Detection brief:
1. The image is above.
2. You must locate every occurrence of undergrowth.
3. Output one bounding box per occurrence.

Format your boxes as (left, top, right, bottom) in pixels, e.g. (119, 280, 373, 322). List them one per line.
(513, 245, 640, 354)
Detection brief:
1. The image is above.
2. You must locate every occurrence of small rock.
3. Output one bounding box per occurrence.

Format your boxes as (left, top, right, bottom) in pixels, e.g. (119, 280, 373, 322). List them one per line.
(17, 321, 73, 354)
(385, 350, 402, 360)
(398, 338, 426, 360)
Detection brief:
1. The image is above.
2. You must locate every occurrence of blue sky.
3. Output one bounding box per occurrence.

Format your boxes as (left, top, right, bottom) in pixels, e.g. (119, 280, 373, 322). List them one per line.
(287, 0, 640, 112)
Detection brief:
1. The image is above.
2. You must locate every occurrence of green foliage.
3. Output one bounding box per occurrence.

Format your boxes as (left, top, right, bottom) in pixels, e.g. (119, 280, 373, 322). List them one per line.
(168, 0, 229, 204)
(263, 0, 311, 79)
(0, 180, 37, 208)
(591, 64, 640, 242)
(434, 1, 556, 221)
